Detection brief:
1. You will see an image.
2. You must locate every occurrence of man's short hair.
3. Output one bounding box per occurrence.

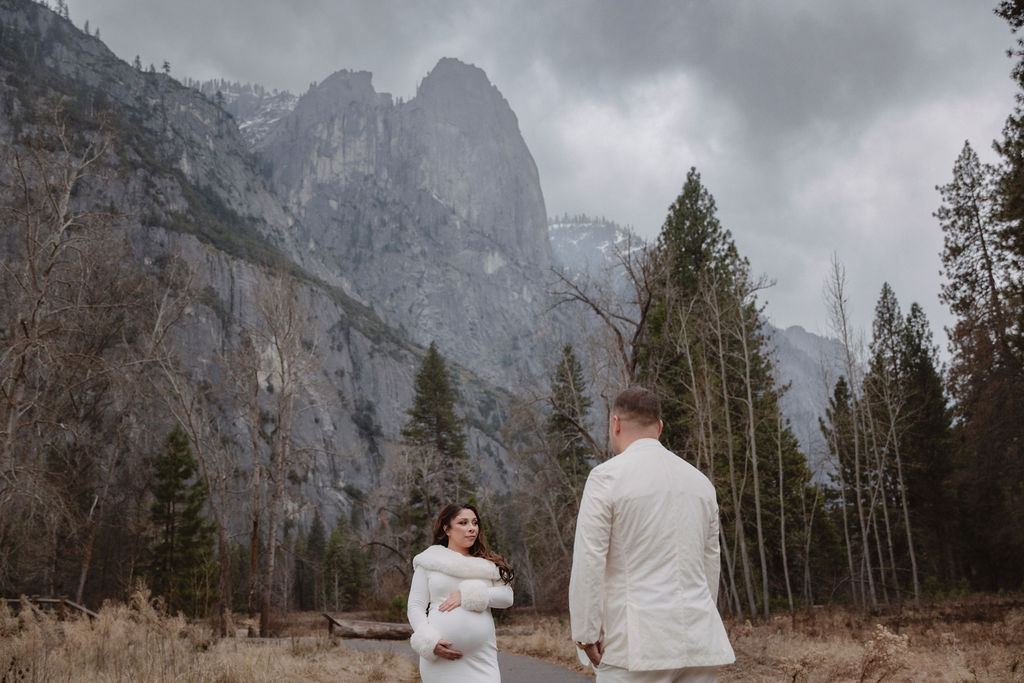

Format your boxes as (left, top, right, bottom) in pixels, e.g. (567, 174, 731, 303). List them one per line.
(613, 387, 661, 426)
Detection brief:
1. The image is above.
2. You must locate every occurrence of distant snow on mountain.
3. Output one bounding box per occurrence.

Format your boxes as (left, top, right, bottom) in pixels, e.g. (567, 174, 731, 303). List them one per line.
(549, 215, 844, 479)
(191, 79, 298, 147)
(548, 214, 642, 280)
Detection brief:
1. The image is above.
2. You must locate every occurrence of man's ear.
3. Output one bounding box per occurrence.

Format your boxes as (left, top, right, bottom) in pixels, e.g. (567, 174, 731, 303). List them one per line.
(657, 420, 664, 437)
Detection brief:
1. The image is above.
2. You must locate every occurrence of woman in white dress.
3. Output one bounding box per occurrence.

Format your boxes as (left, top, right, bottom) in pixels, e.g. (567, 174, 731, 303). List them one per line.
(407, 502, 515, 682)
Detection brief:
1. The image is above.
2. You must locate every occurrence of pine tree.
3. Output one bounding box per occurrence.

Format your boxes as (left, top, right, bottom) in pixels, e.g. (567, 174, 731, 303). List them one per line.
(819, 375, 862, 606)
(401, 341, 472, 507)
(994, 2, 1024, 322)
(148, 425, 215, 616)
(656, 166, 744, 297)
(323, 514, 367, 610)
(639, 167, 809, 617)
(897, 303, 955, 585)
(937, 138, 1024, 588)
(546, 343, 592, 494)
(509, 343, 595, 610)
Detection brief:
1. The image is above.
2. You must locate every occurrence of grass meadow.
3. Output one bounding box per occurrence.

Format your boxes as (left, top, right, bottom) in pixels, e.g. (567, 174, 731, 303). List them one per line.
(497, 597, 1024, 681)
(3, 591, 1022, 681)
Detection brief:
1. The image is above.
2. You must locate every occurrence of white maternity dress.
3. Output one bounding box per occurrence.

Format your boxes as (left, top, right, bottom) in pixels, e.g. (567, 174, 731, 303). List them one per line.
(407, 544, 514, 682)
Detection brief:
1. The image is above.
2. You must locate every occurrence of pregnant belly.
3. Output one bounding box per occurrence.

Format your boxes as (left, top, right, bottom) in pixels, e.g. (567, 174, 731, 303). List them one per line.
(429, 607, 494, 654)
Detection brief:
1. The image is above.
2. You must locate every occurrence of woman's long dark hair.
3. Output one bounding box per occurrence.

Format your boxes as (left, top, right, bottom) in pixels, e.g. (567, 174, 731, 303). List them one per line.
(432, 502, 514, 585)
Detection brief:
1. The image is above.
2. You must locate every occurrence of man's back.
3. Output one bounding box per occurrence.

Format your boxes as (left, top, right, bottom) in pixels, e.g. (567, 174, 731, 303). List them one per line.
(569, 437, 735, 671)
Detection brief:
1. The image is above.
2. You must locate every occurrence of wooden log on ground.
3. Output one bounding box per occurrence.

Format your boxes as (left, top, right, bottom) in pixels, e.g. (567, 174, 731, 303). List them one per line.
(323, 614, 412, 640)
(3, 596, 98, 620)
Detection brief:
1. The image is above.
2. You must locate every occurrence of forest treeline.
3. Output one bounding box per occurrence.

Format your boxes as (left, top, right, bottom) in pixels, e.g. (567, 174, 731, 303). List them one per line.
(456, 2, 1024, 615)
(2, 0, 1024, 636)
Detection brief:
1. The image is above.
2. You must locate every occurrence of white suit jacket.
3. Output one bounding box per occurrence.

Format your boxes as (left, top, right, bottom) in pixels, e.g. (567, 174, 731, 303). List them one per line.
(569, 438, 735, 671)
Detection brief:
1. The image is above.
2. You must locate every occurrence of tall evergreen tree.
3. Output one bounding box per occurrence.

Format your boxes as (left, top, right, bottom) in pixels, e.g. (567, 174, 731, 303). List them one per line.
(510, 343, 595, 610)
(402, 342, 469, 467)
(323, 514, 367, 611)
(656, 166, 744, 297)
(546, 343, 593, 494)
(147, 425, 215, 616)
(994, 2, 1024, 335)
(897, 303, 955, 584)
(819, 375, 862, 606)
(937, 138, 1024, 588)
(639, 167, 810, 617)
(400, 342, 472, 535)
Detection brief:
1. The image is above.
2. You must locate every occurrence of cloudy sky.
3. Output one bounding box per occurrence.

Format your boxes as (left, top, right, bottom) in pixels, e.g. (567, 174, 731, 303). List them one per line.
(72, 0, 1018, 345)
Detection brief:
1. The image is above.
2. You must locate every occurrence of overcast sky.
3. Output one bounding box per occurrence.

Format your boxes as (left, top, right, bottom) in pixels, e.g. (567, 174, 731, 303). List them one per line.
(71, 0, 1018, 347)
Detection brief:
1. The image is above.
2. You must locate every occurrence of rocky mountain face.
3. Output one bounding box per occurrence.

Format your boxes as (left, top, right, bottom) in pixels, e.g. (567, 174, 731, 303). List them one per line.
(0, 0, 525, 522)
(764, 325, 846, 478)
(548, 215, 845, 478)
(253, 60, 557, 387)
(1, 0, 844, 532)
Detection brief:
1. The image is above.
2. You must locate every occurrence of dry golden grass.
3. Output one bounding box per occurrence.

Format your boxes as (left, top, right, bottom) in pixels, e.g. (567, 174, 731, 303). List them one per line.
(497, 597, 1024, 682)
(6, 593, 1021, 682)
(0, 591, 418, 682)
(497, 613, 592, 675)
(725, 598, 1024, 682)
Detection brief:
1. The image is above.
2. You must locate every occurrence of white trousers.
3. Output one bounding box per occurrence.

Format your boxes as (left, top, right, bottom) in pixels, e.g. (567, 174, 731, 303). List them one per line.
(595, 663, 719, 683)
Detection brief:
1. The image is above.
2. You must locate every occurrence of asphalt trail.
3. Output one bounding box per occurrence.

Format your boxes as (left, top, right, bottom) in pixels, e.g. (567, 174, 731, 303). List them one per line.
(340, 638, 593, 681)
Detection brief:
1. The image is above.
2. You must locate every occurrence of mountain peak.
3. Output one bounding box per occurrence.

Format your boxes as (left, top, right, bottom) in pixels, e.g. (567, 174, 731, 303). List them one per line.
(417, 57, 501, 103)
(312, 69, 384, 105)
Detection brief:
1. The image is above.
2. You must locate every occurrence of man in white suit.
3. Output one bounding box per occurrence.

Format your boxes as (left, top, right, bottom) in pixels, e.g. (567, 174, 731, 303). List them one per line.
(569, 387, 735, 682)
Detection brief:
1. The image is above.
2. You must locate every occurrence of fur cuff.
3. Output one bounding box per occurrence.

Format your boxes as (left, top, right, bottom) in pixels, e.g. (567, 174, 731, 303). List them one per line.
(460, 579, 490, 612)
(410, 624, 442, 661)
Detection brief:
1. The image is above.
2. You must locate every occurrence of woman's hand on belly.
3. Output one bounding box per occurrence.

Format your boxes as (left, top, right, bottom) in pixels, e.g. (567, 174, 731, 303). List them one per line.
(429, 607, 494, 654)
(433, 639, 462, 660)
(437, 590, 462, 612)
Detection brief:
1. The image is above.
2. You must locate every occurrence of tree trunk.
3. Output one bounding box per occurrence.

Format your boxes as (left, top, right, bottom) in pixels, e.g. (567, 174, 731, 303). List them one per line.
(892, 438, 920, 606)
(715, 315, 756, 617)
(827, 258, 877, 611)
(800, 482, 820, 609)
(719, 525, 743, 618)
(738, 318, 770, 619)
(777, 401, 794, 612)
(851, 398, 878, 610)
(74, 496, 100, 605)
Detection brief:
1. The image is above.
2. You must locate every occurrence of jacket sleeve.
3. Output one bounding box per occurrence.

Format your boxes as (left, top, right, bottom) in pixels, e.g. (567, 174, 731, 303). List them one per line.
(407, 566, 441, 661)
(459, 578, 514, 612)
(569, 465, 613, 645)
(704, 497, 722, 604)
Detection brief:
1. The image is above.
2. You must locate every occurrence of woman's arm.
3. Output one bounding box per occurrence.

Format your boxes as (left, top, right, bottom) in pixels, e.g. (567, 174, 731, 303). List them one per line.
(407, 567, 442, 661)
(459, 578, 513, 612)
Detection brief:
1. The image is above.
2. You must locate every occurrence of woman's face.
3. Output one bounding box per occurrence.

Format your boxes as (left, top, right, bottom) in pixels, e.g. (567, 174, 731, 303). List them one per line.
(445, 508, 479, 554)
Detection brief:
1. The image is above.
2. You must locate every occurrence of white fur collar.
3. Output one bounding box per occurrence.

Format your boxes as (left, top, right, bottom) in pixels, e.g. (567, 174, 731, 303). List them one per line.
(412, 544, 500, 580)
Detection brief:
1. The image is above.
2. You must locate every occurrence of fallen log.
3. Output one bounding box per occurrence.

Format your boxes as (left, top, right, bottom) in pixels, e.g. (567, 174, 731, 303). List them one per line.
(323, 614, 412, 640)
(2, 596, 98, 620)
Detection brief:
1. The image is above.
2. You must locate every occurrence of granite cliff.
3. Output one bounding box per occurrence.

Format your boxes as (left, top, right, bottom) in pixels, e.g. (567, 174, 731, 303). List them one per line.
(255, 59, 556, 387)
(0, 0, 539, 522)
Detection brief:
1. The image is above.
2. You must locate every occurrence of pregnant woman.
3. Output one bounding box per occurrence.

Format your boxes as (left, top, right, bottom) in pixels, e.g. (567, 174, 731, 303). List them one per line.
(407, 502, 515, 682)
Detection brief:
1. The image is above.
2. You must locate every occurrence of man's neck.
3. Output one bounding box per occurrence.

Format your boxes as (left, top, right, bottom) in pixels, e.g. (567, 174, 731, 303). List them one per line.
(616, 433, 659, 454)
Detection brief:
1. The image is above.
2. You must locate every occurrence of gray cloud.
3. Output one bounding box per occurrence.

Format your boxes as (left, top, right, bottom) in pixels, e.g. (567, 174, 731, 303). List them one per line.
(72, 0, 1019, 342)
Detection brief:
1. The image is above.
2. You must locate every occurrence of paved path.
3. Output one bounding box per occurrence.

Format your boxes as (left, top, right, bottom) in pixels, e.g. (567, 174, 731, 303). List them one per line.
(340, 638, 593, 682)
